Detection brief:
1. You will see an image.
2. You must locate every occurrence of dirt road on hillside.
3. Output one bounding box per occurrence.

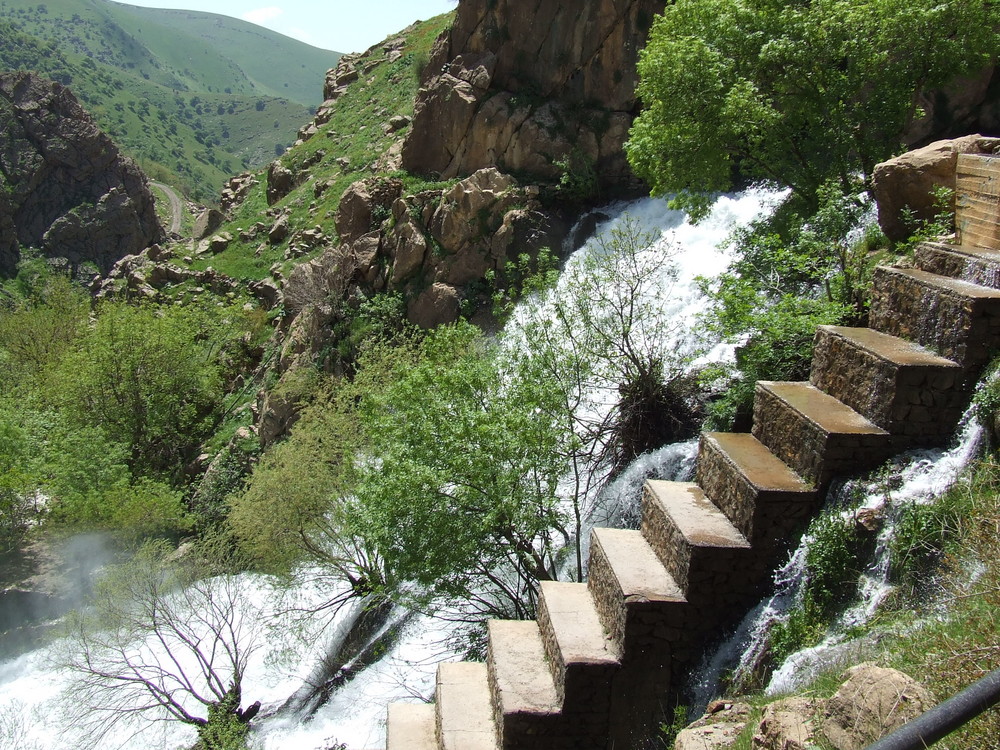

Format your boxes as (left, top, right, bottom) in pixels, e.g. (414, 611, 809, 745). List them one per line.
(151, 181, 183, 235)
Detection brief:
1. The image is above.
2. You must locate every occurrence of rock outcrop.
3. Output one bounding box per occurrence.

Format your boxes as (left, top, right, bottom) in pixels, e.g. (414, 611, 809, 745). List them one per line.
(872, 134, 1000, 242)
(0, 72, 163, 277)
(401, 0, 664, 190)
(287, 168, 563, 329)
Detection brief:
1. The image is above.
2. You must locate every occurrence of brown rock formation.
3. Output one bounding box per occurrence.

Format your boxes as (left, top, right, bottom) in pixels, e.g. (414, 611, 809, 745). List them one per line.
(0, 72, 163, 277)
(401, 0, 664, 190)
(872, 134, 1000, 242)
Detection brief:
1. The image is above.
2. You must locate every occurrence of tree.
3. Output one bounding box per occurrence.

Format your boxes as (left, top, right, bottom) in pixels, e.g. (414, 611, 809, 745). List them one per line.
(61, 542, 267, 750)
(626, 0, 999, 214)
(504, 215, 700, 571)
(228, 390, 385, 613)
(51, 302, 224, 475)
(348, 323, 572, 620)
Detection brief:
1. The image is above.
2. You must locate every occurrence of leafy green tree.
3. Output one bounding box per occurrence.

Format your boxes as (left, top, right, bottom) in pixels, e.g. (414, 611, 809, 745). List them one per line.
(626, 0, 999, 214)
(0, 272, 89, 392)
(51, 302, 224, 476)
(228, 390, 382, 612)
(350, 323, 571, 619)
(0, 406, 37, 552)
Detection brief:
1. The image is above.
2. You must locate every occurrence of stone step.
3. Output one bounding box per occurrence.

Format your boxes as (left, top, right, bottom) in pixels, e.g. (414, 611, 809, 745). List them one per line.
(695, 432, 817, 559)
(751, 381, 893, 485)
(436, 661, 499, 750)
(586, 527, 685, 655)
(536, 581, 619, 713)
(486, 620, 563, 749)
(386, 702, 437, 750)
(640, 481, 750, 593)
(915, 240, 1000, 289)
(809, 325, 967, 441)
(868, 265, 1000, 371)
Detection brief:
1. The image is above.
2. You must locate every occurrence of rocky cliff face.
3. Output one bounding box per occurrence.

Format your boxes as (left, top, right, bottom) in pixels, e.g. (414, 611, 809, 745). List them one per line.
(402, 0, 664, 190)
(0, 72, 163, 277)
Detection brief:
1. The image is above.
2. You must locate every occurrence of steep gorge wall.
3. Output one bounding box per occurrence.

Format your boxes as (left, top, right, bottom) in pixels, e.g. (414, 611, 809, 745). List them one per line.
(0, 72, 163, 278)
(401, 0, 664, 189)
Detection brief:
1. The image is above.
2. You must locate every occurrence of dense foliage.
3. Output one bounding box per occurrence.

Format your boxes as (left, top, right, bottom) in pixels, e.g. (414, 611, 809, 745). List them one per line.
(627, 0, 999, 214)
(0, 263, 265, 544)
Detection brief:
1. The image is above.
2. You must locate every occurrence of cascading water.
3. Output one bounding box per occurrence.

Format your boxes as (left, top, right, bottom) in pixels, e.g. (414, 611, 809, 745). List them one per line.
(688, 405, 986, 713)
(0, 188, 782, 750)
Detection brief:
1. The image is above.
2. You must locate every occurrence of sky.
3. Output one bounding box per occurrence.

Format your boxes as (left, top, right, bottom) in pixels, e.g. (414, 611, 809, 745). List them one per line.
(116, 0, 458, 54)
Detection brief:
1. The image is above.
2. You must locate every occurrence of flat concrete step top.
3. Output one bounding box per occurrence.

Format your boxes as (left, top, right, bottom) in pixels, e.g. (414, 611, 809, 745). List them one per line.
(702, 432, 812, 493)
(387, 702, 437, 750)
(815, 326, 959, 368)
(437, 662, 498, 750)
(488, 620, 561, 716)
(644, 481, 751, 549)
(539, 581, 620, 667)
(918, 239, 1000, 264)
(877, 265, 1000, 300)
(757, 381, 889, 436)
(591, 527, 686, 599)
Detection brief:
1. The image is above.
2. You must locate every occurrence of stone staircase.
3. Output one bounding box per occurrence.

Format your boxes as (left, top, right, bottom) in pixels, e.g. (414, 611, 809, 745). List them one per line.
(381, 152, 1000, 750)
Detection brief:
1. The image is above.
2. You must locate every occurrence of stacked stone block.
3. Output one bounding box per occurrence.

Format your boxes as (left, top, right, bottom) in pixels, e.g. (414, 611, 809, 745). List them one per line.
(810, 326, 966, 442)
(868, 265, 1000, 372)
(752, 381, 892, 486)
(384, 157, 1000, 750)
(915, 240, 1000, 290)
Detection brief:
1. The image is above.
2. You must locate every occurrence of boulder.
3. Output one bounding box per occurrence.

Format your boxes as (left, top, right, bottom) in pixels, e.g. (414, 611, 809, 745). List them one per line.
(872, 135, 1000, 241)
(674, 701, 753, 750)
(334, 178, 403, 246)
(208, 232, 233, 254)
(266, 160, 296, 205)
(821, 664, 936, 750)
(407, 282, 462, 328)
(268, 216, 290, 245)
(753, 697, 820, 750)
(193, 208, 225, 240)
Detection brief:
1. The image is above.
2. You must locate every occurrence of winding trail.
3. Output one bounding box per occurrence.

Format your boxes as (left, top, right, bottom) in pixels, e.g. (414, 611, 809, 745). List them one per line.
(151, 181, 183, 235)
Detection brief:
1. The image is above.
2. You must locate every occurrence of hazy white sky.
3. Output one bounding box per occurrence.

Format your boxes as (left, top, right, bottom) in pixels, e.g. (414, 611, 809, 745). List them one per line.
(116, 0, 457, 53)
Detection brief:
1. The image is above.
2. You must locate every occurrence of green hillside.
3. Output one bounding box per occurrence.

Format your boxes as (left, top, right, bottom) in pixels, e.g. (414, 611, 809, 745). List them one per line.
(0, 0, 341, 201)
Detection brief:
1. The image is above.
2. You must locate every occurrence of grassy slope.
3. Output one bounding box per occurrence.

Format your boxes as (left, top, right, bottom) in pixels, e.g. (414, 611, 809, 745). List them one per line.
(0, 0, 340, 200)
(189, 13, 454, 281)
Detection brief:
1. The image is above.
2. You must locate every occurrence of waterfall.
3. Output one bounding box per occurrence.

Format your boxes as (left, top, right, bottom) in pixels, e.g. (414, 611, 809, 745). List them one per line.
(0, 189, 783, 750)
(688, 407, 986, 713)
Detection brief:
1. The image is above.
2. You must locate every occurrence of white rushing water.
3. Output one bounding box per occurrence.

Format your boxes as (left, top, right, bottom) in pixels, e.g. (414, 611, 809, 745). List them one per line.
(0, 189, 783, 750)
(688, 408, 986, 711)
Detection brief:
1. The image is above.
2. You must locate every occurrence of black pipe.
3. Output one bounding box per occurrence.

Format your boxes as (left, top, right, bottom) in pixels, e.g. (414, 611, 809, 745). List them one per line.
(864, 667, 1000, 750)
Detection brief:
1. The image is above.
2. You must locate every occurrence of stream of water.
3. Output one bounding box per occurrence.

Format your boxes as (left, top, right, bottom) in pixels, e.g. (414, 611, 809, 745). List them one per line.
(0, 189, 782, 750)
(688, 407, 986, 713)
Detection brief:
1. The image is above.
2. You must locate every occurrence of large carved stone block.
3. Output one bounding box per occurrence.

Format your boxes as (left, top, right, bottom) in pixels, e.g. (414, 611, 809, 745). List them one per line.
(869, 265, 1000, 372)
(810, 326, 967, 442)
